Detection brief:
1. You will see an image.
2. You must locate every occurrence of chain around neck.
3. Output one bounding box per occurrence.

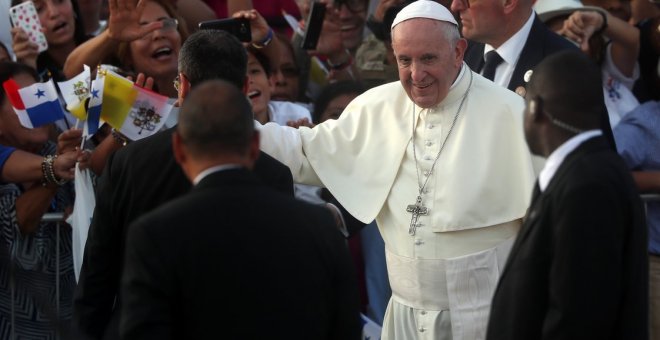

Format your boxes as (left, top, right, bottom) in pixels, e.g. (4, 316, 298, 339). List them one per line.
(411, 70, 474, 196)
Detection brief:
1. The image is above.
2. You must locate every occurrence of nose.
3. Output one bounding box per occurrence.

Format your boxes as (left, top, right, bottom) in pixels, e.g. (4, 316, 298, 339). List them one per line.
(410, 61, 426, 83)
(450, 0, 467, 12)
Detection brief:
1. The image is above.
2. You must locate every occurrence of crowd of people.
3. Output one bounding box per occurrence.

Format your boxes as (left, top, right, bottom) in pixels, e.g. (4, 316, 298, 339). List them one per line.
(0, 0, 657, 339)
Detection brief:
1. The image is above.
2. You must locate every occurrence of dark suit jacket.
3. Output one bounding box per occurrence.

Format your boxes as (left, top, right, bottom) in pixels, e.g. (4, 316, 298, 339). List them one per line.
(486, 136, 648, 340)
(463, 16, 578, 92)
(120, 169, 361, 340)
(464, 15, 616, 148)
(73, 127, 294, 340)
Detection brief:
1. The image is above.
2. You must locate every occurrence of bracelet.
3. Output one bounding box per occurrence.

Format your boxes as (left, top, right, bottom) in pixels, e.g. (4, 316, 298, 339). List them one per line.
(327, 50, 354, 71)
(41, 155, 67, 187)
(251, 28, 274, 49)
(111, 128, 128, 146)
(594, 10, 608, 35)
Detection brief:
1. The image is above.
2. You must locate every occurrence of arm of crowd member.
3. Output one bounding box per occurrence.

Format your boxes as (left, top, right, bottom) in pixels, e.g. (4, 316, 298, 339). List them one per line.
(1, 149, 77, 183)
(632, 171, 660, 193)
(14, 181, 59, 234)
(227, 0, 254, 15)
(175, 0, 216, 33)
(10, 27, 38, 70)
(232, 9, 284, 68)
(310, 1, 360, 82)
(63, 0, 164, 78)
(561, 10, 640, 77)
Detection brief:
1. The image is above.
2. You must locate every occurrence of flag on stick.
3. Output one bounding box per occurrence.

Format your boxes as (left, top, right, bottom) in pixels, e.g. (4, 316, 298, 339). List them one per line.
(2, 78, 65, 128)
(57, 65, 91, 120)
(100, 70, 172, 141)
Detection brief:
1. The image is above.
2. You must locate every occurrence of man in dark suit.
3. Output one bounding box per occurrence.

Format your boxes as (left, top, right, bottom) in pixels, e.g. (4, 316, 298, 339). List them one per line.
(72, 30, 294, 340)
(486, 51, 648, 339)
(120, 80, 361, 339)
(449, 0, 616, 147)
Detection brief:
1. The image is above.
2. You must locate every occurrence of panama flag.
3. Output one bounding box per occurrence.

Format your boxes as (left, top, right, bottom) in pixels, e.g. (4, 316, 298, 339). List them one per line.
(101, 70, 172, 141)
(84, 75, 104, 137)
(2, 78, 66, 128)
(57, 64, 91, 120)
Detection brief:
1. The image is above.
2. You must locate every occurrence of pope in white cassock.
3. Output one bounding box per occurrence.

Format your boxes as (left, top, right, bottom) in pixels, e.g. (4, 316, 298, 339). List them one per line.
(256, 1, 536, 339)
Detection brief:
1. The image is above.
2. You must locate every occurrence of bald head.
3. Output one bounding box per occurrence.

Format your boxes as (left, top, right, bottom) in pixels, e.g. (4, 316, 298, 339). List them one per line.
(177, 80, 255, 159)
(527, 50, 604, 130)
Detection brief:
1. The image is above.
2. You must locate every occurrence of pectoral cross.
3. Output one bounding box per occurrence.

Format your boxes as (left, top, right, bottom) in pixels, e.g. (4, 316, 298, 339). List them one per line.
(406, 196, 428, 236)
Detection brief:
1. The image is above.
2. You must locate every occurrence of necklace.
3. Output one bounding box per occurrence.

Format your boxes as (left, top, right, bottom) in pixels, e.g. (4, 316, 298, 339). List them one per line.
(406, 71, 473, 236)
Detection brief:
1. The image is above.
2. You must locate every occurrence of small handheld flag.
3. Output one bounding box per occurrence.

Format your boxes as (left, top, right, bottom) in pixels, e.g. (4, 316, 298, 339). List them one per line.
(57, 65, 91, 120)
(2, 78, 66, 128)
(100, 70, 172, 141)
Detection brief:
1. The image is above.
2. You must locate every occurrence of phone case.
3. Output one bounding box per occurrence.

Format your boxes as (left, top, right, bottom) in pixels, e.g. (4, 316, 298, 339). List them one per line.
(10, 1, 48, 53)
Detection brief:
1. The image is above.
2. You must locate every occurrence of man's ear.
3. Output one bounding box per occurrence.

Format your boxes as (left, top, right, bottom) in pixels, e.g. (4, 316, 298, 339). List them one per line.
(178, 73, 191, 105)
(528, 97, 544, 123)
(502, 0, 518, 15)
(455, 38, 468, 67)
(172, 131, 187, 167)
(246, 131, 261, 169)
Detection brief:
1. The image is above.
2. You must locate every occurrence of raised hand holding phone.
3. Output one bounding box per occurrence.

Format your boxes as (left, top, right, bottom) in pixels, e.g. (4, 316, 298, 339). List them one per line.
(9, 1, 48, 53)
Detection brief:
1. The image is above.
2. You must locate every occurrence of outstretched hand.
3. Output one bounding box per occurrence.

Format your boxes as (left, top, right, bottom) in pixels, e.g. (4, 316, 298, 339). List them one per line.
(107, 0, 164, 42)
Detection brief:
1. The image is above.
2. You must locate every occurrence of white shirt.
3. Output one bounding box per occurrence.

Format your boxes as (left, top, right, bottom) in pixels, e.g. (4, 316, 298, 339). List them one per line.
(483, 11, 536, 88)
(539, 130, 602, 192)
(192, 164, 243, 186)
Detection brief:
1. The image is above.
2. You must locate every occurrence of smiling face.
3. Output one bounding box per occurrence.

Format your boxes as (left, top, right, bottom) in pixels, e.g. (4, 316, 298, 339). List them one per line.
(392, 19, 465, 108)
(127, 1, 181, 82)
(30, 0, 76, 47)
(335, 0, 368, 51)
(246, 52, 271, 119)
(0, 73, 51, 152)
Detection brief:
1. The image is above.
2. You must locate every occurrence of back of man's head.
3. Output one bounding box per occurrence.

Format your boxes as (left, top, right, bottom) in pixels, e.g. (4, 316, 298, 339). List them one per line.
(177, 80, 255, 158)
(527, 50, 604, 129)
(178, 30, 247, 89)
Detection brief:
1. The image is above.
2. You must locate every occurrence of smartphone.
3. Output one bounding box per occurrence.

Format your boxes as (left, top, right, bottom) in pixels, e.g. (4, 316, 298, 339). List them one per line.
(198, 18, 252, 42)
(301, 2, 326, 50)
(9, 1, 48, 53)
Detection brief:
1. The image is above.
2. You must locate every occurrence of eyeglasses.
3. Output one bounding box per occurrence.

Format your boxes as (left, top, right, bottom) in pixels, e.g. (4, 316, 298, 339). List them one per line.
(140, 17, 179, 40)
(173, 75, 180, 92)
(333, 0, 367, 13)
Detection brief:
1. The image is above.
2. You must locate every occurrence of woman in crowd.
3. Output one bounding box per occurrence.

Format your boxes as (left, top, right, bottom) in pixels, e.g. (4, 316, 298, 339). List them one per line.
(64, 0, 187, 98)
(11, 0, 87, 81)
(0, 61, 80, 339)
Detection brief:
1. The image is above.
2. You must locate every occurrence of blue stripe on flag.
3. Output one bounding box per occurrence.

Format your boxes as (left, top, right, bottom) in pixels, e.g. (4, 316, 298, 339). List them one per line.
(87, 104, 101, 135)
(25, 99, 65, 127)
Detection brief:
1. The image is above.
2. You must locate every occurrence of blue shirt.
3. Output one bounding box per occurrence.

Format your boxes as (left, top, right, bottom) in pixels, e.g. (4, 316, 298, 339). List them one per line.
(613, 101, 660, 254)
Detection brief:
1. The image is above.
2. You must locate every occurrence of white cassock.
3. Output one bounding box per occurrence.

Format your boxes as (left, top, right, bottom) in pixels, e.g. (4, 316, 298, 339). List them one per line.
(257, 63, 536, 339)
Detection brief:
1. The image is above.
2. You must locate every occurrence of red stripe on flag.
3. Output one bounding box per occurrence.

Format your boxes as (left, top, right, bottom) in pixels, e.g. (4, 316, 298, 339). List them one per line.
(2, 79, 26, 110)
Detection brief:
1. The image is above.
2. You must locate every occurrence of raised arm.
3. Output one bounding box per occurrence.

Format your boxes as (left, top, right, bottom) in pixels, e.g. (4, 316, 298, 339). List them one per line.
(561, 10, 640, 77)
(63, 0, 164, 78)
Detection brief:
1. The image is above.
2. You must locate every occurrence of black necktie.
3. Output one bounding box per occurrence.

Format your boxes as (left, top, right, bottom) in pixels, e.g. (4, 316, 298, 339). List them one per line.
(481, 50, 503, 81)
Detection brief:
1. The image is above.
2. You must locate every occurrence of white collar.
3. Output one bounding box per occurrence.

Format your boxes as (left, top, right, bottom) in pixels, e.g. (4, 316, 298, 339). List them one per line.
(538, 130, 602, 192)
(483, 12, 535, 77)
(193, 164, 243, 186)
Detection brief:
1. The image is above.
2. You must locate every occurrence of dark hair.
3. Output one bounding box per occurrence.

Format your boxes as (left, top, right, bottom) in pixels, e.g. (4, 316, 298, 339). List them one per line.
(0, 62, 39, 106)
(178, 80, 254, 156)
(312, 80, 364, 123)
(178, 30, 247, 89)
(246, 46, 272, 78)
